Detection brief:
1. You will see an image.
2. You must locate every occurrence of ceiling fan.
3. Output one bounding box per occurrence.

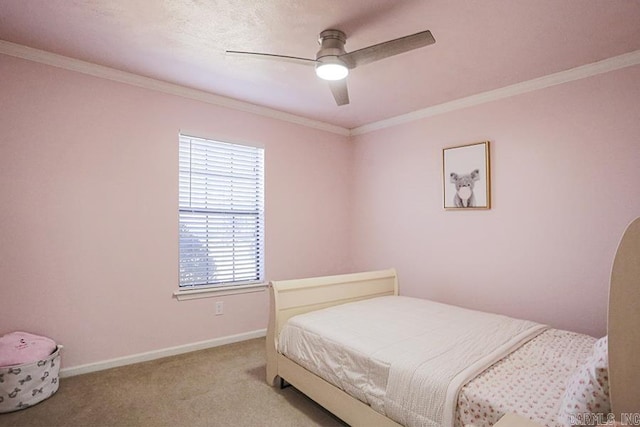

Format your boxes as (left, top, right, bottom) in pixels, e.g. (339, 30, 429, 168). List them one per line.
(226, 29, 435, 106)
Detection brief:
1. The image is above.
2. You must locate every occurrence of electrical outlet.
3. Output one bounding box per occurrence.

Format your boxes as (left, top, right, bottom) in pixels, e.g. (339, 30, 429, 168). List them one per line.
(215, 301, 224, 316)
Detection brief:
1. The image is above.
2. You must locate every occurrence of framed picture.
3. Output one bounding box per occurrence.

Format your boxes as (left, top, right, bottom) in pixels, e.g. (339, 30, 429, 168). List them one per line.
(442, 141, 491, 209)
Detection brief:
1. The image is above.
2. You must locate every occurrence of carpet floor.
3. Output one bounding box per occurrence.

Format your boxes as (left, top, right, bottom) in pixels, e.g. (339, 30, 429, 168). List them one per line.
(0, 338, 347, 427)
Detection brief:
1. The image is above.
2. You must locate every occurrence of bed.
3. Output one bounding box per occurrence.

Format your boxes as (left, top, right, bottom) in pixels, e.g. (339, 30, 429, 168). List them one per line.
(266, 217, 640, 426)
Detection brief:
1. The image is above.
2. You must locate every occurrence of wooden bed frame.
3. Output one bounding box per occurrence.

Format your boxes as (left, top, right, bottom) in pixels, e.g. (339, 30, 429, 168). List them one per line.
(266, 218, 640, 425)
(608, 216, 640, 419)
(266, 268, 401, 426)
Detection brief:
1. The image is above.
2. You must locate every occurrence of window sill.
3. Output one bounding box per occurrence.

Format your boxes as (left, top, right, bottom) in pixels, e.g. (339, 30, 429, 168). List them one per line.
(173, 283, 267, 301)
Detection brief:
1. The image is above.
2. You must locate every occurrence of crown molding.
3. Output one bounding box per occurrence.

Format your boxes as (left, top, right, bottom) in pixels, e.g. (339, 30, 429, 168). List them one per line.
(2, 40, 639, 138)
(0, 40, 350, 137)
(350, 49, 640, 136)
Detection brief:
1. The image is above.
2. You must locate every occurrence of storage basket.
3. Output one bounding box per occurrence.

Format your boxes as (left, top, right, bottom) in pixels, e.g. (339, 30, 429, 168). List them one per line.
(0, 345, 62, 413)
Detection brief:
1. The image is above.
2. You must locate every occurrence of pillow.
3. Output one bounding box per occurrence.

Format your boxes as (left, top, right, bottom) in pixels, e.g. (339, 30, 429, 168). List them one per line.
(558, 336, 610, 426)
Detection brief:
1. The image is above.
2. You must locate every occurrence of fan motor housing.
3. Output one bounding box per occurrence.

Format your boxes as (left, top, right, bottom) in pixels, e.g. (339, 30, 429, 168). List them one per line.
(316, 29, 347, 60)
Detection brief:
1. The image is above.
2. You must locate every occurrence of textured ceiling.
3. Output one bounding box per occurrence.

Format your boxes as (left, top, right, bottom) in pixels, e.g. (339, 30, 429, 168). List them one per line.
(1, 0, 639, 129)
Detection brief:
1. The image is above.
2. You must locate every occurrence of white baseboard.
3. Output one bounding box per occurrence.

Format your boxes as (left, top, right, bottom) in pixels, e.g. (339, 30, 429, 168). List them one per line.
(59, 329, 267, 378)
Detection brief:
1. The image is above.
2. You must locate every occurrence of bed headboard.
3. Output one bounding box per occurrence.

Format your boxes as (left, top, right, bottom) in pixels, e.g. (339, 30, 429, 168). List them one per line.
(265, 268, 398, 385)
(608, 216, 640, 417)
(269, 268, 398, 337)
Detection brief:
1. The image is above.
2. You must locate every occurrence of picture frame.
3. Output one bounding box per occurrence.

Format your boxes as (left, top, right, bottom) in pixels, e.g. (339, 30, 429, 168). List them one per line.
(442, 141, 491, 210)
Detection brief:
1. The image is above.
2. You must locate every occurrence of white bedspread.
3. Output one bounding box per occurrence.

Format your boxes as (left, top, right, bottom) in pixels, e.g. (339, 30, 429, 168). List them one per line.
(278, 296, 546, 427)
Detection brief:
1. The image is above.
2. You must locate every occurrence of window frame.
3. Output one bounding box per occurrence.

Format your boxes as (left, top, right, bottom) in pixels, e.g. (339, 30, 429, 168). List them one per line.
(175, 133, 265, 299)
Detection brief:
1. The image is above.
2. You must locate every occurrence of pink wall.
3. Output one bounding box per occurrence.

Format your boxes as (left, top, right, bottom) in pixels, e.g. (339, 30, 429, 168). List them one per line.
(350, 65, 640, 338)
(2, 52, 638, 370)
(0, 55, 352, 368)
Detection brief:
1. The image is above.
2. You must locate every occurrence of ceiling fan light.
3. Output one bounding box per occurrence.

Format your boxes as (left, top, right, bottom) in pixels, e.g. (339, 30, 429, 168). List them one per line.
(315, 59, 349, 81)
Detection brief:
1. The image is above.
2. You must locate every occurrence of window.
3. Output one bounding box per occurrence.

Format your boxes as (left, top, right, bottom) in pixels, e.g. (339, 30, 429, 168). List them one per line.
(179, 134, 264, 288)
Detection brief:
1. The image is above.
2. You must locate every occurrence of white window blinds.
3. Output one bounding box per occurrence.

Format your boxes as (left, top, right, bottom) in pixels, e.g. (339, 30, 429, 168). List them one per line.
(179, 134, 264, 288)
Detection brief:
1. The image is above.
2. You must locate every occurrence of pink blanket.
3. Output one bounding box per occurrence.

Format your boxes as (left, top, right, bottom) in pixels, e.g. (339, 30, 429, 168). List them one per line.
(0, 331, 57, 367)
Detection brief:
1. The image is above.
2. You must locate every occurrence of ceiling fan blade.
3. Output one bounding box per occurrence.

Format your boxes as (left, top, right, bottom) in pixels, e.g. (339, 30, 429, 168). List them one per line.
(328, 80, 350, 106)
(226, 50, 316, 66)
(340, 30, 435, 69)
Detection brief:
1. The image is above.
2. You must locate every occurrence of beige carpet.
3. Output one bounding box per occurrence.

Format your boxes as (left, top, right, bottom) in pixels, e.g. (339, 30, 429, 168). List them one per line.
(0, 338, 347, 427)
